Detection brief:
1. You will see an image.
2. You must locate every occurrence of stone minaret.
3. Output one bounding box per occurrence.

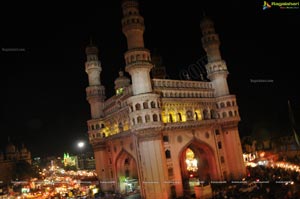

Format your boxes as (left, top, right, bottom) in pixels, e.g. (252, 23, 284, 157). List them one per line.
(201, 17, 229, 97)
(121, 0, 162, 131)
(122, 0, 153, 95)
(201, 17, 246, 179)
(121, 1, 168, 198)
(85, 41, 105, 119)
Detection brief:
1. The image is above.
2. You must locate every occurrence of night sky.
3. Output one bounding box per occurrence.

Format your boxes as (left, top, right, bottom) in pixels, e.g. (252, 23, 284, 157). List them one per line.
(0, 1, 299, 158)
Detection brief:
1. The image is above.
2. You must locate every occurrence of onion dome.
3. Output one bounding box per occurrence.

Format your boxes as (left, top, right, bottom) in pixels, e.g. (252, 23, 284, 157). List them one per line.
(114, 70, 130, 91)
(20, 144, 28, 153)
(6, 142, 16, 153)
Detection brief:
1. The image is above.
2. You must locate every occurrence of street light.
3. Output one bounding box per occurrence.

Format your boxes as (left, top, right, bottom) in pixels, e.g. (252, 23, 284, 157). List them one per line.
(77, 141, 85, 170)
(78, 141, 85, 149)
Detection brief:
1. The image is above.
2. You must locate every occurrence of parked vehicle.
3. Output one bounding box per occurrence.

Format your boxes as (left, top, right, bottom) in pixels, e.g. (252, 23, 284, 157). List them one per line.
(239, 182, 258, 192)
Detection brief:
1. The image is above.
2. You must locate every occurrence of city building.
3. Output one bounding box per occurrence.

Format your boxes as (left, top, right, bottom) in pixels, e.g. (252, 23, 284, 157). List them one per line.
(84, 0, 246, 198)
(0, 141, 31, 185)
(274, 135, 300, 160)
(63, 153, 79, 169)
(64, 152, 96, 170)
(242, 134, 300, 165)
(79, 151, 96, 170)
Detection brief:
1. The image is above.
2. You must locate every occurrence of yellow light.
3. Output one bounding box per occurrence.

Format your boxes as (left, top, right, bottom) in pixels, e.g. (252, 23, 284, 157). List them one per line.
(116, 87, 124, 95)
(162, 112, 168, 123)
(92, 188, 99, 194)
(181, 113, 187, 122)
(186, 148, 195, 159)
(123, 123, 129, 131)
(185, 148, 198, 172)
(169, 112, 175, 122)
(114, 123, 118, 134)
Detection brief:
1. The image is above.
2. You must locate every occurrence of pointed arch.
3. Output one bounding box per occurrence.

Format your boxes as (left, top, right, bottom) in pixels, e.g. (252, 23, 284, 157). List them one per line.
(145, 115, 150, 123)
(169, 113, 174, 122)
(178, 113, 182, 121)
(194, 112, 199, 120)
(150, 101, 156, 108)
(220, 102, 225, 108)
(211, 109, 218, 119)
(143, 102, 148, 109)
(178, 138, 219, 182)
(115, 149, 139, 193)
(135, 103, 141, 110)
(153, 114, 158, 122)
(137, 116, 142, 124)
(203, 109, 210, 119)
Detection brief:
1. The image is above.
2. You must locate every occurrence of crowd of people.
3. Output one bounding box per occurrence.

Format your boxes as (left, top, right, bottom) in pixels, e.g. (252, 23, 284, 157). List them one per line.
(207, 165, 300, 199)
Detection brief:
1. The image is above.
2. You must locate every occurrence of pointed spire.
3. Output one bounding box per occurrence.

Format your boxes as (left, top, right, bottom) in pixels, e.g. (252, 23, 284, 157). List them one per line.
(119, 69, 124, 77)
(85, 37, 98, 55)
(89, 36, 94, 46)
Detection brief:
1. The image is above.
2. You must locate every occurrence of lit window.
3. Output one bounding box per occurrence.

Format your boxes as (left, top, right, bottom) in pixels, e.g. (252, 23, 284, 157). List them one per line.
(169, 114, 173, 122)
(178, 113, 182, 121)
(194, 112, 198, 120)
(116, 87, 124, 95)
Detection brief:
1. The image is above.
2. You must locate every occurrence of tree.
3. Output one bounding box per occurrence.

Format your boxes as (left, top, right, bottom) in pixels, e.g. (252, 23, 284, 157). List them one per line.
(64, 165, 77, 171)
(13, 160, 38, 180)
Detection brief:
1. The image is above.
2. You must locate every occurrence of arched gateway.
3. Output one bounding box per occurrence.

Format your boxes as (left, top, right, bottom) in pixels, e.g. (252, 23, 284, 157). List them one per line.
(115, 150, 139, 194)
(85, 0, 246, 198)
(179, 140, 219, 193)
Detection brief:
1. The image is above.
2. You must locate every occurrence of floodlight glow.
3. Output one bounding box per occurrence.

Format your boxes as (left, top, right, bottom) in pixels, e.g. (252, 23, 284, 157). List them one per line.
(78, 142, 85, 148)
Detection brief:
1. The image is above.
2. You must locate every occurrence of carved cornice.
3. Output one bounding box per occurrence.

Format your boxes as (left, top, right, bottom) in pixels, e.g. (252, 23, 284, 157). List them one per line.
(134, 128, 162, 141)
(106, 130, 132, 140)
(215, 95, 236, 101)
(127, 93, 160, 104)
(162, 100, 216, 109)
(220, 120, 239, 130)
(104, 107, 129, 121)
(152, 79, 212, 89)
(163, 120, 216, 130)
(92, 141, 107, 151)
(163, 117, 240, 131)
(131, 122, 163, 131)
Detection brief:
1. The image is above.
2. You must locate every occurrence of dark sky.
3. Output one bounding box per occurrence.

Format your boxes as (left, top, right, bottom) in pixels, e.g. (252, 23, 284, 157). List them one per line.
(0, 1, 299, 157)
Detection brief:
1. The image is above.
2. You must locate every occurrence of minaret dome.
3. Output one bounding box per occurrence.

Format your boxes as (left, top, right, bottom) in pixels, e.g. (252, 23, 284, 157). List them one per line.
(114, 70, 131, 95)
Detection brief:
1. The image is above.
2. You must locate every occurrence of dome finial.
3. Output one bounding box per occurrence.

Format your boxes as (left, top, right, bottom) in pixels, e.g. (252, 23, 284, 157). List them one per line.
(119, 69, 124, 77)
(89, 36, 93, 46)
